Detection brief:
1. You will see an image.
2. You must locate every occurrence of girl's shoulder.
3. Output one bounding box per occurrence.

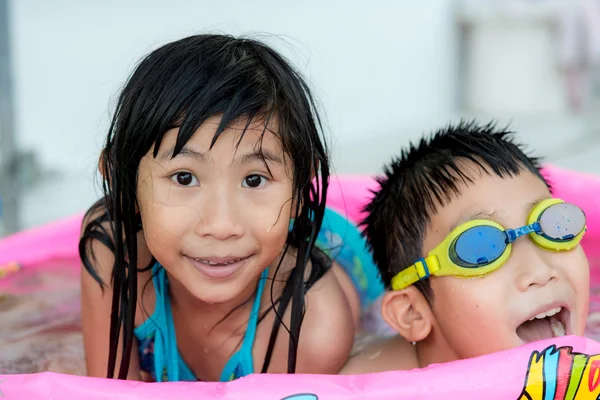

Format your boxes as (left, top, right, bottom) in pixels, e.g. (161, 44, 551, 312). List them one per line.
(79, 199, 156, 326)
(255, 251, 357, 374)
(296, 260, 358, 371)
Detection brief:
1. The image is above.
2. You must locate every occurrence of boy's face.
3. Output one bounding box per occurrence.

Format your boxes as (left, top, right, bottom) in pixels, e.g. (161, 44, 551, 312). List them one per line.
(423, 166, 589, 360)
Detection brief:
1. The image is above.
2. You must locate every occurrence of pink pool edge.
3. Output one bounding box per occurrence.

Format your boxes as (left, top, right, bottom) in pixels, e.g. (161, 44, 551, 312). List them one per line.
(2, 164, 600, 399)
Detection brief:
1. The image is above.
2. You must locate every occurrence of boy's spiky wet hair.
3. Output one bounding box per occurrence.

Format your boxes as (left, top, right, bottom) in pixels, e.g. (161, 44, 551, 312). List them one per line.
(360, 121, 549, 300)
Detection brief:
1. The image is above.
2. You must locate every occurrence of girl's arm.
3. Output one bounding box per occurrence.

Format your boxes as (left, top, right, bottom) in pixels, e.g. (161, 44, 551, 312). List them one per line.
(295, 267, 357, 373)
(339, 335, 418, 374)
(80, 216, 142, 380)
(261, 266, 356, 375)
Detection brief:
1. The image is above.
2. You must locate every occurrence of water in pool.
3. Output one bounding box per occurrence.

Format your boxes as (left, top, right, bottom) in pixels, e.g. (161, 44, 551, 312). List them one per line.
(0, 259, 83, 374)
(2, 256, 600, 376)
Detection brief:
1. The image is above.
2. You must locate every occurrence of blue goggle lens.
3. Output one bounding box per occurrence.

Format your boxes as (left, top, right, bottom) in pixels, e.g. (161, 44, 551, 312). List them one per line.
(451, 225, 508, 268)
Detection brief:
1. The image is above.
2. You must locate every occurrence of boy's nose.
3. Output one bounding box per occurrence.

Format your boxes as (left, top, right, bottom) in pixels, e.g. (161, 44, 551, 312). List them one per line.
(514, 241, 558, 291)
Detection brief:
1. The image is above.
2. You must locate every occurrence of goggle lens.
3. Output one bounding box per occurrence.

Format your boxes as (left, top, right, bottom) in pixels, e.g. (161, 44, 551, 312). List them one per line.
(452, 225, 508, 268)
(538, 203, 586, 241)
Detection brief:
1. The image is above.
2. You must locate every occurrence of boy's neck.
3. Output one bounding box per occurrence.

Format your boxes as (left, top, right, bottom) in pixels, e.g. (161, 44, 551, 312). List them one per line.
(416, 331, 461, 368)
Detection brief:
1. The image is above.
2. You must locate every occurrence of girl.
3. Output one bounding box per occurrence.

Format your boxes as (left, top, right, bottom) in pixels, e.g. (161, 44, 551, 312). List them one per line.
(79, 34, 383, 382)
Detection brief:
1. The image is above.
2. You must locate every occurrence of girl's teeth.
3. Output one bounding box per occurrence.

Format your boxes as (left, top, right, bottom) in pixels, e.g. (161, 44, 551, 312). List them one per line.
(195, 258, 241, 266)
(529, 307, 562, 321)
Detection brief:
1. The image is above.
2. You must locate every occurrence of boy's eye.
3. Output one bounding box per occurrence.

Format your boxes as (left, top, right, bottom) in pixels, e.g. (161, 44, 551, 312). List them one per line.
(242, 174, 267, 188)
(171, 172, 198, 186)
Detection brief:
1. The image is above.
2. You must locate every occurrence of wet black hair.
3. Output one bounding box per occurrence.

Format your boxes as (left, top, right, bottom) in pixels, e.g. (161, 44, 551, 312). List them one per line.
(361, 120, 549, 301)
(79, 34, 330, 379)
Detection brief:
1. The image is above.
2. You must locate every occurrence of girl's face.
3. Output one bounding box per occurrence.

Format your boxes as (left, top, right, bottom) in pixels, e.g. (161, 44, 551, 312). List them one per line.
(137, 115, 294, 305)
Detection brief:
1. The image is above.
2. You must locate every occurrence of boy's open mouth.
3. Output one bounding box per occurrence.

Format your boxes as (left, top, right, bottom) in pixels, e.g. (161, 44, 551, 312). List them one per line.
(516, 306, 569, 343)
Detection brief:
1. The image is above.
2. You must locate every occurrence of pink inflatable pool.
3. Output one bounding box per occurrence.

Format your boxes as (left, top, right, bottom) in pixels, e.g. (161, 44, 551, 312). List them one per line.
(2, 164, 600, 400)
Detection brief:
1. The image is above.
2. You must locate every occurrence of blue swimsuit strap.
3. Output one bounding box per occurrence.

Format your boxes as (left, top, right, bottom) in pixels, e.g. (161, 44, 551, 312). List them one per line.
(315, 207, 384, 309)
(148, 265, 269, 382)
(143, 264, 187, 382)
(219, 268, 269, 382)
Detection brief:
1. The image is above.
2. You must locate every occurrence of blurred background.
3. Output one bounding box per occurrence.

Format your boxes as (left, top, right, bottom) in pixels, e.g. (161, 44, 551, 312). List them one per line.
(1, 0, 600, 236)
(3, 0, 600, 378)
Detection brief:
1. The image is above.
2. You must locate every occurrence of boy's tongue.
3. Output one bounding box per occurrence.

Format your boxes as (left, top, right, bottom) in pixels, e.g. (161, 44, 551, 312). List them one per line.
(516, 316, 565, 343)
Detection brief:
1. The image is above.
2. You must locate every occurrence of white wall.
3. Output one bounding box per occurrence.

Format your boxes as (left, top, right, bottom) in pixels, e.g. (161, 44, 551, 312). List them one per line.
(9, 0, 459, 176)
(8, 2, 600, 231)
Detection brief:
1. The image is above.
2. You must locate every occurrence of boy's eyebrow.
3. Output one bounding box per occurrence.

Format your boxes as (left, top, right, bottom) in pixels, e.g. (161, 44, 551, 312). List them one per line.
(448, 195, 553, 232)
(526, 195, 552, 211)
(449, 210, 496, 232)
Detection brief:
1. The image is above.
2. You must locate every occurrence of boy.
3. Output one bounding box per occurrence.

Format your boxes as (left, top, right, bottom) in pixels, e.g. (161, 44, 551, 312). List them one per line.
(342, 121, 590, 373)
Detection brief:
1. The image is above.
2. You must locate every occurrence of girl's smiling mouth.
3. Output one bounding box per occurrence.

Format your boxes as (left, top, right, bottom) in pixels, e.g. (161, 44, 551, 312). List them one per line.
(184, 254, 253, 279)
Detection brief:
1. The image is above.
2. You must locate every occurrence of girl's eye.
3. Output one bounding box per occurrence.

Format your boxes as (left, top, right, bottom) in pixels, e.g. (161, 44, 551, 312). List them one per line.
(171, 172, 199, 186)
(242, 174, 267, 188)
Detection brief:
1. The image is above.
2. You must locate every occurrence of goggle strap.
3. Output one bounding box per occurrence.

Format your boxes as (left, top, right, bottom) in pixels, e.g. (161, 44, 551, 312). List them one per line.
(505, 222, 542, 243)
(391, 266, 419, 291)
(415, 258, 431, 279)
(391, 256, 439, 291)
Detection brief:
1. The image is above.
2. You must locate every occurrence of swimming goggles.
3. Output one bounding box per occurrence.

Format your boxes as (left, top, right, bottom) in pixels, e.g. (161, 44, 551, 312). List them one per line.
(390, 198, 587, 291)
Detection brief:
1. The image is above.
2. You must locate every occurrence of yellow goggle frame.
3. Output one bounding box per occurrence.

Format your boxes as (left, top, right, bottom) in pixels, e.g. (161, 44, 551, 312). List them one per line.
(390, 198, 586, 291)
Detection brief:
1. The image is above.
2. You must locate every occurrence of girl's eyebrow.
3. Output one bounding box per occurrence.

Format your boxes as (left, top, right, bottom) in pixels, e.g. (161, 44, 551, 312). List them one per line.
(234, 150, 284, 166)
(157, 146, 284, 167)
(158, 146, 208, 162)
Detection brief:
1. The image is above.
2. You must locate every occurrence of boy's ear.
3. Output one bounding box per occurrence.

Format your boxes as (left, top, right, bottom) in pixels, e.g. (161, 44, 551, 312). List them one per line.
(381, 286, 433, 343)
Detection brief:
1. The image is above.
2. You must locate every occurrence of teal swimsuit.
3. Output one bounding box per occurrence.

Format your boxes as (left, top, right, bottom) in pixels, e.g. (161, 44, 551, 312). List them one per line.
(134, 207, 383, 382)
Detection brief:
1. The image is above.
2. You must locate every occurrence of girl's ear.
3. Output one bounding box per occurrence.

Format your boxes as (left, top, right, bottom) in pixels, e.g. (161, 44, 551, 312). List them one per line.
(99, 149, 139, 213)
(98, 149, 109, 181)
(290, 194, 302, 220)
